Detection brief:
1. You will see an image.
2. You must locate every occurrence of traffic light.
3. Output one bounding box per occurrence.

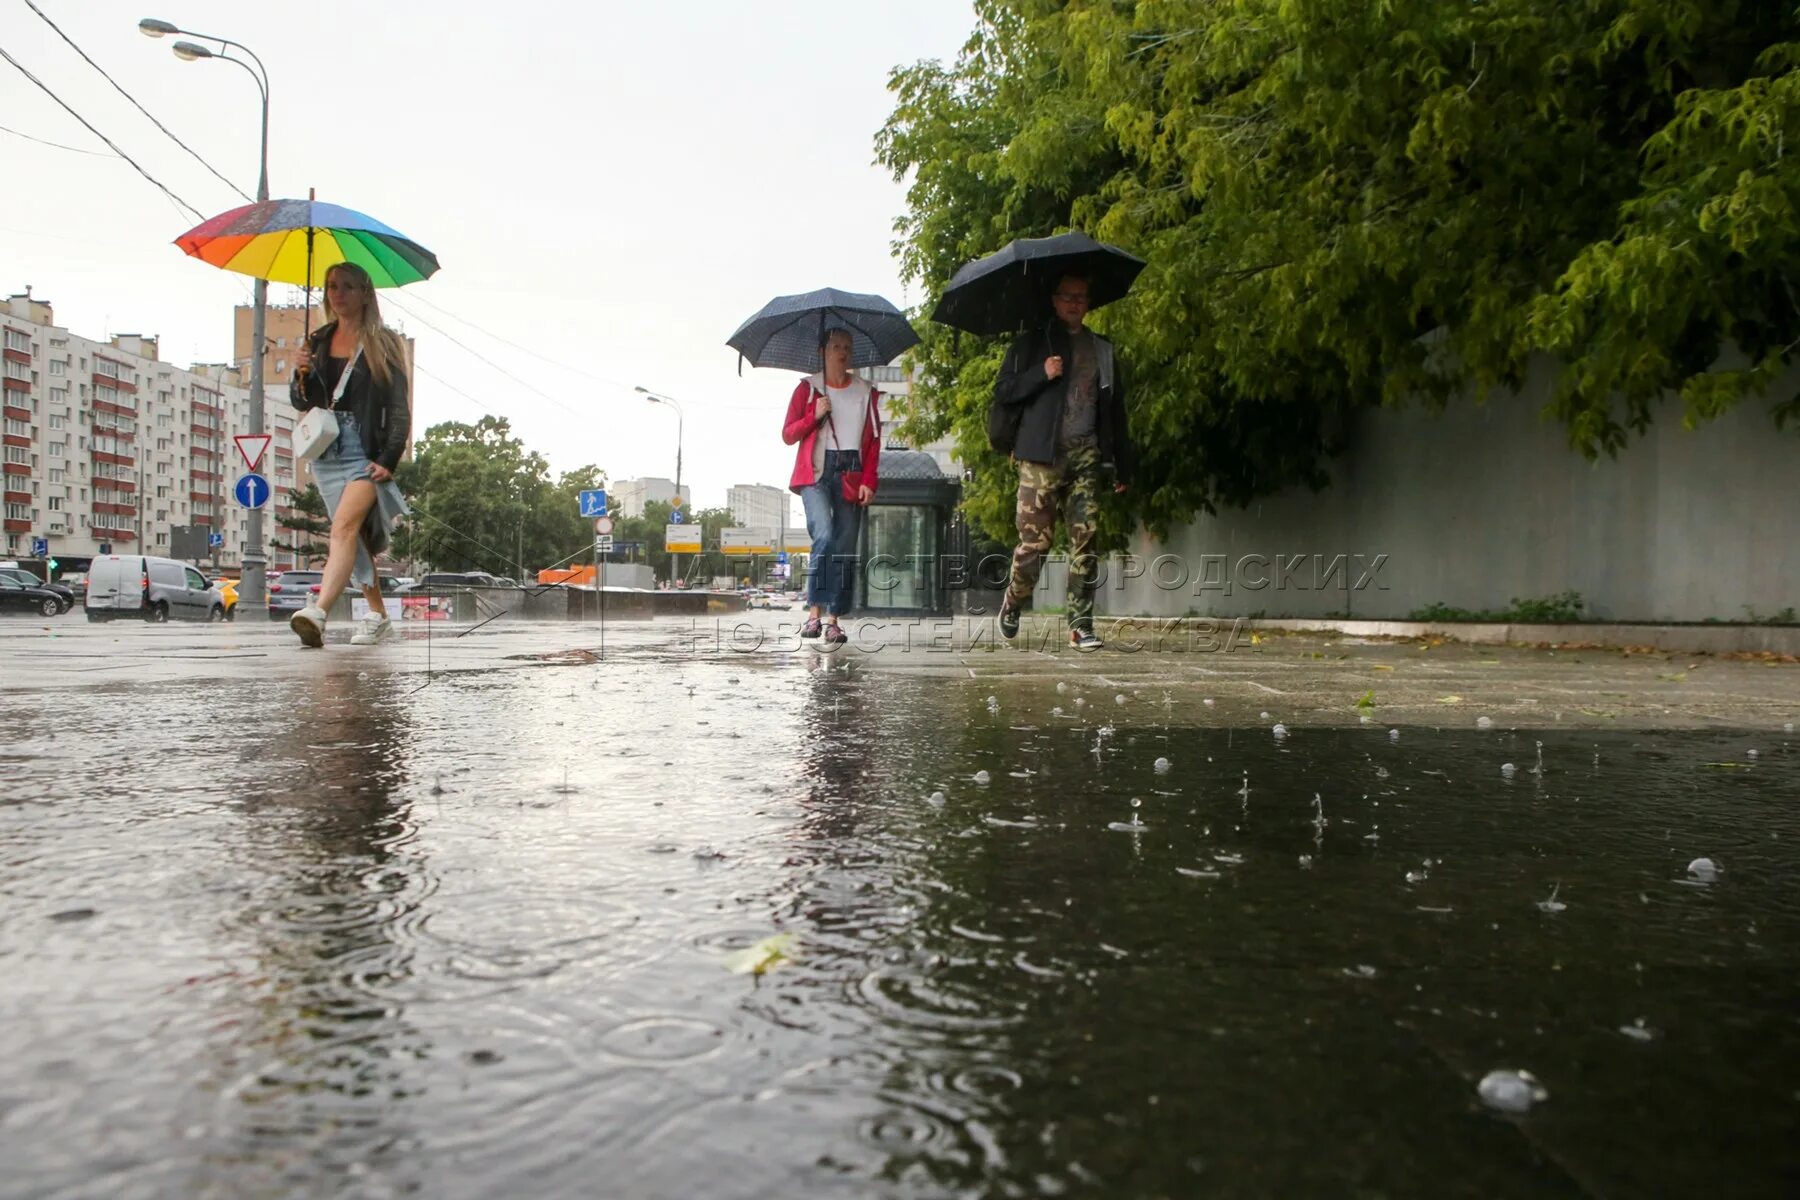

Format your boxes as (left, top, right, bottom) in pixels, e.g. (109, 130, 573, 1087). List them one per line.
(46, 557, 58, 574)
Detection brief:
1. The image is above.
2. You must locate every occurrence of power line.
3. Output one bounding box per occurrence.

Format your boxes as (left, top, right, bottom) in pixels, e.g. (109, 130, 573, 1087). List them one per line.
(0, 44, 204, 221)
(0, 121, 115, 156)
(412, 363, 499, 417)
(21, 0, 252, 202)
(382, 293, 589, 418)
(400, 289, 637, 393)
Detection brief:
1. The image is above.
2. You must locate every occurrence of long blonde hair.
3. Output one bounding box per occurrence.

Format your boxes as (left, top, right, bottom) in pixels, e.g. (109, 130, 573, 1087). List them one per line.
(322, 262, 406, 386)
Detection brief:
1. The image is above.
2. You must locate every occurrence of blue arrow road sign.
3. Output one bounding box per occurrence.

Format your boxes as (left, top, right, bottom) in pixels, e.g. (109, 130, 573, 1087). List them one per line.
(209, 532, 224, 548)
(670, 510, 685, 524)
(32, 537, 48, 557)
(234, 473, 270, 509)
(578, 489, 608, 518)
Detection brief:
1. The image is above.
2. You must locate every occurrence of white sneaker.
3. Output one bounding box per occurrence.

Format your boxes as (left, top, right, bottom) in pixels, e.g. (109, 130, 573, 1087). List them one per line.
(350, 614, 395, 646)
(290, 604, 327, 648)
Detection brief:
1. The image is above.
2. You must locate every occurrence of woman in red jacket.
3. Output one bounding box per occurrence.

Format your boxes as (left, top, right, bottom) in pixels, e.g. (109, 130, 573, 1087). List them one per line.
(781, 328, 882, 645)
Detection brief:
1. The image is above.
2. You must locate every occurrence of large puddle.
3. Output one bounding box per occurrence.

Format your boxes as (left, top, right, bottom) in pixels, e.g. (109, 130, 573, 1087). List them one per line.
(2, 644, 1796, 1197)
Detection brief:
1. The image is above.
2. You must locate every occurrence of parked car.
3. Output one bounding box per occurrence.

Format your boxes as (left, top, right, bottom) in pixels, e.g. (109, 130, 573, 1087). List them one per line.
(266, 570, 324, 618)
(0, 567, 75, 613)
(212, 577, 240, 619)
(61, 571, 88, 599)
(0, 574, 66, 617)
(84, 554, 228, 622)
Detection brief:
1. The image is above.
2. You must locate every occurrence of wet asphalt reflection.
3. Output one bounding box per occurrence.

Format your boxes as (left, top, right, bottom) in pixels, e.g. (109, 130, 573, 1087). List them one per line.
(1, 620, 1797, 1197)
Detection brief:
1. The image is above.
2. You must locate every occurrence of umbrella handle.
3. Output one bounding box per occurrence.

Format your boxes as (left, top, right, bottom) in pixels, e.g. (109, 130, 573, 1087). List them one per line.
(300, 186, 317, 381)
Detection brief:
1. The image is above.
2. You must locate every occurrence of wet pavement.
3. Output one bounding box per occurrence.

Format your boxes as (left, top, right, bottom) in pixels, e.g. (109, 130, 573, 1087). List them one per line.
(2, 615, 1797, 1198)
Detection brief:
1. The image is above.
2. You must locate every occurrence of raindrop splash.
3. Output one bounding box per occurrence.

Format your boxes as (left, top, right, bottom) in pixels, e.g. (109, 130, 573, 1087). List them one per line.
(1477, 1069, 1548, 1115)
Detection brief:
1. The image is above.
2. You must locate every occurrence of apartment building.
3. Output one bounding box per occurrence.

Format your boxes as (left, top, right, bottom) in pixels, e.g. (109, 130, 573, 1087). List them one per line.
(2, 288, 303, 569)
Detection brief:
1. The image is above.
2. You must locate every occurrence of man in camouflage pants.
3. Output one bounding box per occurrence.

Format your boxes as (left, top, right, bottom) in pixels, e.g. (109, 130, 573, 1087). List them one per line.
(990, 274, 1134, 649)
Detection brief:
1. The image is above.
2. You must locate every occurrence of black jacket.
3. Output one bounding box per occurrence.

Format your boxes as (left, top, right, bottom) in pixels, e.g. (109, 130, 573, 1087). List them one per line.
(991, 321, 1134, 481)
(288, 321, 411, 471)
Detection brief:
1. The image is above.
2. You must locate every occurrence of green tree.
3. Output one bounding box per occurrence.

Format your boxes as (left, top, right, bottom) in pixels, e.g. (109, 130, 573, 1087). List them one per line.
(271, 484, 330, 566)
(391, 416, 603, 578)
(879, 0, 1800, 541)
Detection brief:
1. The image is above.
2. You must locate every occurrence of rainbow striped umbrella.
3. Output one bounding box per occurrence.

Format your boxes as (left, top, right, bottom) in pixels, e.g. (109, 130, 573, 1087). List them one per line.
(173, 196, 439, 289)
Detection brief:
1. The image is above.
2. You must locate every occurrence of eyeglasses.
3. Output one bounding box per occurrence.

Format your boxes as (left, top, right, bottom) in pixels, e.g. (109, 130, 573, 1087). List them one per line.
(325, 280, 363, 292)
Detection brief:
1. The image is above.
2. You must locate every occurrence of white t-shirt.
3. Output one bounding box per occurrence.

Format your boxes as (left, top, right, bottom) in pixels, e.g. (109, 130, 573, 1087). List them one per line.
(808, 374, 877, 475)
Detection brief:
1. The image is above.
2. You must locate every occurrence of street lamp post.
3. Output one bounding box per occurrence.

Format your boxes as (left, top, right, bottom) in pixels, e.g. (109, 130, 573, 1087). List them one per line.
(635, 387, 685, 585)
(140, 17, 273, 608)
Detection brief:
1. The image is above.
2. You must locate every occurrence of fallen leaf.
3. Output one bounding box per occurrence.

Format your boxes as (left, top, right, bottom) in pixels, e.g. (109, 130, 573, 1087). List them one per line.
(1371, 664, 1395, 672)
(724, 933, 797, 976)
(1436, 695, 1463, 704)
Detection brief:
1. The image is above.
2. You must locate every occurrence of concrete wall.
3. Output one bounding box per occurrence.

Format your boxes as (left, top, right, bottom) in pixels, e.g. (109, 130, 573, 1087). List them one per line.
(1045, 375, 1798, 623)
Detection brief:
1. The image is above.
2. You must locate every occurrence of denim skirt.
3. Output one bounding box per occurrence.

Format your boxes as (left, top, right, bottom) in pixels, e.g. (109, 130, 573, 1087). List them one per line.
(310, 412, 409, 588)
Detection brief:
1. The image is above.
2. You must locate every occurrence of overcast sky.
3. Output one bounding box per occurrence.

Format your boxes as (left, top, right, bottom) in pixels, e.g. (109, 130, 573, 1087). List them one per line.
(2, 0, 976, 520)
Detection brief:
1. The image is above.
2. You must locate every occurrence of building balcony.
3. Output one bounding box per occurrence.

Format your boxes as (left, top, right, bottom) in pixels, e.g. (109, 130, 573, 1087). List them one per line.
(193, 514, 215, 526)
(3, 404, 30, 423)
(4, 489, 29, 505)
(92, 425, 136, 443)
(3, 460, 29, 476)
(92, 501, 135, 518)
(2, 378, 29, 394)
(3, 348, 30, 365)
(190, 469, 223, 483)
(92, 372, 137, 394)
(91, 450, 134, 468)
(189, 490, 218, 504)
(2, 435, 28, 449)
(2, 519, 29, 533)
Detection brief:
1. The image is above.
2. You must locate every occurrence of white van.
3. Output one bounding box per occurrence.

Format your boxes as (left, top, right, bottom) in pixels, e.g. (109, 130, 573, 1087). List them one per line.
(85, 553, 227, 622)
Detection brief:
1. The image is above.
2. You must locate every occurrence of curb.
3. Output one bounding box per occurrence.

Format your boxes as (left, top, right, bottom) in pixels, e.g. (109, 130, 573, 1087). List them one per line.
(1136, 617, 1800, 658)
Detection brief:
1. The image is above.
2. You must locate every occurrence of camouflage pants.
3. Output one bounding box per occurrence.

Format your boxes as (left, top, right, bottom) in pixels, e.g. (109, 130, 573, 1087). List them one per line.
(1007, 441, 1101, 631)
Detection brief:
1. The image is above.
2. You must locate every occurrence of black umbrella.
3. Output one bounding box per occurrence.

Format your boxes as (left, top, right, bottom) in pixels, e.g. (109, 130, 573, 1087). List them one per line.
(931, 231, 1146, 336)
(727, 287, 920, 374)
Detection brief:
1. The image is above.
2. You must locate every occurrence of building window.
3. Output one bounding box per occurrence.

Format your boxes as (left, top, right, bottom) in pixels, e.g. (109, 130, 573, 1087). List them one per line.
(49, 359, 66, 377)
(48, 469, 63, 483)
(47, 496, 61, 511)
(48, 414, 64, 430)
(3, 330, 29, 353)
(3, 418, 28, 437)
(48, 442, 63, 459)
(48, 388, 66, 406)
(3, 503, 27, 521)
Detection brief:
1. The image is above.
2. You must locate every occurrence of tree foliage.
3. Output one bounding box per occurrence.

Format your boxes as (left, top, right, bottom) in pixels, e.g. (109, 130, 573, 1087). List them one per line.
(878, 0, 1800, 540)
(391, 416, 601, 577)
(271, 484, 330, 567)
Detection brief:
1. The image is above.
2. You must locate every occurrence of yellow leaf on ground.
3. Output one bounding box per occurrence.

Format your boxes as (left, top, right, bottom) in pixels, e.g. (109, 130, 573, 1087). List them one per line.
(1436, 695, 1463, 703)
(724, 933, 797, 976)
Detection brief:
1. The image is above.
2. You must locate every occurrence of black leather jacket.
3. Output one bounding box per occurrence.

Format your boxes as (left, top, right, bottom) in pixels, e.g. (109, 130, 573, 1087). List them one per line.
(992, 321, 1134, 480)
(288, 321, 411, 471)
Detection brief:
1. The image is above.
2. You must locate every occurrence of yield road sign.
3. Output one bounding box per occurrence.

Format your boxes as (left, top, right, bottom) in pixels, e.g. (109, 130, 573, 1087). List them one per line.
(234, 473, 271, 509)
(578, 489, 608, 518)
(594, 516, 614, 535)
(234, 433, 272, 471)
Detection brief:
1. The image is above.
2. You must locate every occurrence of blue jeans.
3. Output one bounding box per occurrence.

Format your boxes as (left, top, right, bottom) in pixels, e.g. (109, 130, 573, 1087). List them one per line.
(801, 450, 863, 616)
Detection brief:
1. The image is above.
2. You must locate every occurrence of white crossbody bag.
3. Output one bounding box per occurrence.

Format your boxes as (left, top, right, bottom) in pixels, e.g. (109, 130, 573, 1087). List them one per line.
(294, 345, 361, 461)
